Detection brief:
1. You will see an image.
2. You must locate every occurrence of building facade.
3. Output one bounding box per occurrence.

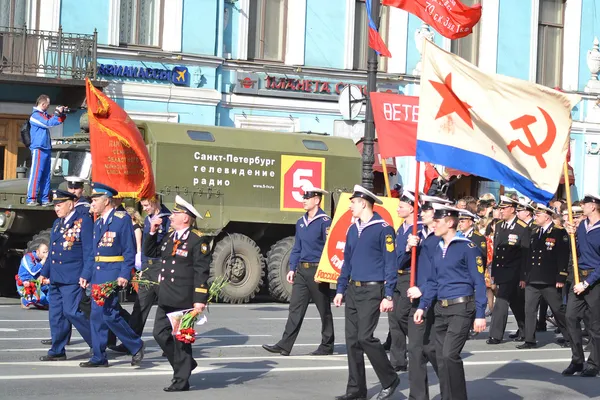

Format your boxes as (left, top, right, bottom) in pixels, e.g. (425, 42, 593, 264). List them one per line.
(0, 0, 599, 200)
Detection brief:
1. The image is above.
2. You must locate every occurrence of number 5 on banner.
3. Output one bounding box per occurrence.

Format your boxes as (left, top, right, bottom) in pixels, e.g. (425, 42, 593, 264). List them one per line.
(280, 155, 325, 212)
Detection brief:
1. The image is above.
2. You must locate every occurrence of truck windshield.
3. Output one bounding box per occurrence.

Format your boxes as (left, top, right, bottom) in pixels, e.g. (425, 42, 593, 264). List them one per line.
(51, 150, 92, 180)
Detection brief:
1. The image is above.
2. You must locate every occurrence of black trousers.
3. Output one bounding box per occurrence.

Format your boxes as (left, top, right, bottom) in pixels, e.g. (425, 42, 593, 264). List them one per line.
(524, 284, 570, 344)
(277, 265, 334, 352)
(154, 305, 195, 389)
(130, 265, 160, 336)
(489, 280, 525, 340)
(344, 284, 397, 396)
(434, 301, 475, 400)
(408, 301, 438, 400)
(567, 279, 600, 367)
(538, 297, 548, 328)
(388, 273, 411, 368)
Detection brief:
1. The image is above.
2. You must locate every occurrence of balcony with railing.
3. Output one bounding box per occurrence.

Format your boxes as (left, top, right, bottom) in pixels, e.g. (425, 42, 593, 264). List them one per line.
(0, 25, 97, 80)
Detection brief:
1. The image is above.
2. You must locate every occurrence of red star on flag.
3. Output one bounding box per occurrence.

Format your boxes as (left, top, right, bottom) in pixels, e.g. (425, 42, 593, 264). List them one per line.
(429, 73, 474, 129)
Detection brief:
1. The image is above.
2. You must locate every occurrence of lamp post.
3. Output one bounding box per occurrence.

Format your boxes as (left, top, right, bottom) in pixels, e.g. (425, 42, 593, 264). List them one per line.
(361, 0, 381, 191)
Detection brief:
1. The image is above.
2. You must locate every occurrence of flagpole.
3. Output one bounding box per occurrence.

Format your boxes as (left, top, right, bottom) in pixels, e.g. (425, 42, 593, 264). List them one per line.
(410, 161, 421, 287)
(381, 160, 392, 197)
(563, 159, 579, 285)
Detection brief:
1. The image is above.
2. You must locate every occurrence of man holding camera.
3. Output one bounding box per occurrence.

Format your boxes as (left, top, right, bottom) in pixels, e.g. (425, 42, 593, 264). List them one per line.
(27, 95, 67, 206)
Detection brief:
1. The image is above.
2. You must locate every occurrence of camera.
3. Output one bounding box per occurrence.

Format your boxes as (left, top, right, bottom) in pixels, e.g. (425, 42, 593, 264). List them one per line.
(56, 106, 76, 114)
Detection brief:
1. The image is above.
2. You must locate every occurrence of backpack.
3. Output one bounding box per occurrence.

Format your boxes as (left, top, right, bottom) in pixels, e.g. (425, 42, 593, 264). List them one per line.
(20, 119, 31, 148)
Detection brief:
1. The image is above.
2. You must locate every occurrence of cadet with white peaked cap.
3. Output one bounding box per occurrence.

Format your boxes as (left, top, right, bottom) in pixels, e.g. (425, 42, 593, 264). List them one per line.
(350, 184, 383, 205)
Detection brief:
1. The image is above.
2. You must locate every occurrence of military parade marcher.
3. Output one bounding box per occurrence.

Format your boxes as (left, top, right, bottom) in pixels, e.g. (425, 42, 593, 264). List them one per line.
(405, 195, 451, 400)
(125, 196, 171, 343)
(37, 190, 94, 361)
(333, 185, 400, 400)
(79, 182, 144, 368)
(414, 204, 487, 400)
(145, 195, 212, 392)
(389, 190, 423, 372)
(487, 196, 529, 344)
(517, 203, 571, 350)
(263, 185, 334, 356)
(458, 210, 487, 259)
(562, 193, 600, 377)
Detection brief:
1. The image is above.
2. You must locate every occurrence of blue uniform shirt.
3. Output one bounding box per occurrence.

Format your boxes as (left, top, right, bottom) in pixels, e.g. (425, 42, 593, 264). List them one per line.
(576, 219, 600, 286)
(18, 251, 44, 281)
(141, 205, 171, 264)
(336, 212, 398, 298)
(288, 208, 331, 272)
(82, 208, 136, 283)
(415, 226, 439, 294)
(396, 221, 423, 271)
(419, 236, 487, 318)
(41, 210, 94, 284)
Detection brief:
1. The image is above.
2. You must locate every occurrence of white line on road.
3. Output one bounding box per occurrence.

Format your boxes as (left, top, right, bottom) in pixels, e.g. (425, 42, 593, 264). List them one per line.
(260, 317, 345, 320)
(0, 328, 17, 332)
(0, 334, 271, 341)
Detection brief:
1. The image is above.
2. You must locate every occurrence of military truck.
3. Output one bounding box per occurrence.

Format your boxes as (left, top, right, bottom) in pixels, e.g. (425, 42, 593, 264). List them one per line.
(0, 117, 361, 303)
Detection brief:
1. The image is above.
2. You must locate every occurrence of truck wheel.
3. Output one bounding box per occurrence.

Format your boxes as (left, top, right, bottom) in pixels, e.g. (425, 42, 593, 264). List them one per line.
(266, 237, 295, 303)
(27, 229, 52, 252)
(210, 233, 265, 304)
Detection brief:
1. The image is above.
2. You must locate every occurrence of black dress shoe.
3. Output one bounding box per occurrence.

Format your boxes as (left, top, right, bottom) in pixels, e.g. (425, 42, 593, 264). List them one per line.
(557, 337, 567, 344)
(513, 336, 526, 342)
(559, 341, 571, 348)
(310, 348, 333, 356)
(393, 365, 408, 372)
(262, 344, 289, 356)
(377, 376, 400, 400)
(581, 367, 599, 377)
(562, 363, 583, 376)
(108, 344, 130, 355)
(486, 338, 502, 345)
(334, 393, 367, 400)
(508, 331, 520, 339)
(40, 339, 52, 345)
(79, 361, 109, 368)
(39, 354, 67, 361)
(516, 342, 536, 349)
(163, 383, 190, 392)
(131, 342, 145, 366)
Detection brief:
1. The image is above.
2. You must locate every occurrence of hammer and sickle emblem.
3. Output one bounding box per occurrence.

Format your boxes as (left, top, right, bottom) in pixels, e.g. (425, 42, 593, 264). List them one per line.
(507, 107, 556, 169)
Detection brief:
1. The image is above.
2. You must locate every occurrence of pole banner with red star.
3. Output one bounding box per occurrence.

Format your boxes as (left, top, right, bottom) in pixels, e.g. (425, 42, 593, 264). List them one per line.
(415, 40, 581, 204)
(370, 93, 418, 158)
(382, 0, 481, 40)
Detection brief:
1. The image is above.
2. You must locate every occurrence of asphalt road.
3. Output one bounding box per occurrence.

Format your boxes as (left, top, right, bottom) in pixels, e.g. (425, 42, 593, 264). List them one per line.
(0, 297, 598, 399)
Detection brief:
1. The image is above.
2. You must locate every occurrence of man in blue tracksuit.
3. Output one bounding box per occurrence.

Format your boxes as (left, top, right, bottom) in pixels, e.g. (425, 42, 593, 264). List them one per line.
(27, 94, 66, 206)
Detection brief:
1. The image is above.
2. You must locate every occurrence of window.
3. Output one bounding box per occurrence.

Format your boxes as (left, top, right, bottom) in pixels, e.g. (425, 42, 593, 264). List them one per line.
(248, 0, 287, 61)
(119, 0, 163, 46)
(450, 0, 480, 65)
(537, 0, 564, 87)
(0, 0, 33, 28)
(303, 140, 328, 151)
(353, 0, 388, 71)
(187, 131, 215, 142)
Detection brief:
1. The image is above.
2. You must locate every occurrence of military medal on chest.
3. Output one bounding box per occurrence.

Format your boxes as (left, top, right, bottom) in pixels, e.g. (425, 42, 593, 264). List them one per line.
(545, 238, 555, 250)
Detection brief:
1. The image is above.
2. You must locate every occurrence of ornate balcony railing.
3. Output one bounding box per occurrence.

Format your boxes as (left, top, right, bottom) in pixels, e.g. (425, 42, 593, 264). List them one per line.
(0, 25, 97, 80)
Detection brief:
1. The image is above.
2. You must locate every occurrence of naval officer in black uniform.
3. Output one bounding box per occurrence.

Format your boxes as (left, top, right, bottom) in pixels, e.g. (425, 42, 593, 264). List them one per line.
(517, 203, 571, 349)
(487, 196, 529, 344)
(458, 210, 487, 259)
(334, 185, 400, 400)
(145, 195, 212, 392)
(415, 204, 487, 400)
(263, 184, 334, 356)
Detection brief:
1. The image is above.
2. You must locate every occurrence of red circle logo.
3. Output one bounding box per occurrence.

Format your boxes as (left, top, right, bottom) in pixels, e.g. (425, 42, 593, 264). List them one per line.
(241, 77, 253, 88)
(326, 205, 396, 274)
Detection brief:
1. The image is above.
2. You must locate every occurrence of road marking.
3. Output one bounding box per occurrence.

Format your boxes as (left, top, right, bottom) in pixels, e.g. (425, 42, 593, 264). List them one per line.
(0, 328, 17, 332)
(0, 334, 271, 341)
(259, 317, 346, 320)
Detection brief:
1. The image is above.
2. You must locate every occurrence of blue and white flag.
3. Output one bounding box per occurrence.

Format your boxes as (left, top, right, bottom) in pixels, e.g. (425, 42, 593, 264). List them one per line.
(415, 40, 581, 204)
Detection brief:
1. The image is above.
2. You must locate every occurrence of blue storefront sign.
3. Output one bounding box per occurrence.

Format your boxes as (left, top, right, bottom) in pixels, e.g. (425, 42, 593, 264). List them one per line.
(97, 64, 190, 86)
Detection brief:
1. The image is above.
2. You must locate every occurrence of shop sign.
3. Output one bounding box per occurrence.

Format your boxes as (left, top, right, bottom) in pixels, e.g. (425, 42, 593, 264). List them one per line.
(97, 64, 190, 86)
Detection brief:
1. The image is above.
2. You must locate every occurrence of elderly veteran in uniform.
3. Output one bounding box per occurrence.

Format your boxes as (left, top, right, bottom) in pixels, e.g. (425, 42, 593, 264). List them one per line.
(79, 182, 144, 368)
(405, 195, 451, 400)
(458, 210, 487, 259)
(415, 204, 487, 400)
(263, 184, 334, 357)
(487, 196, 529, 344)
(145, 195, 212, 392)
(38, 189, 93, 361)
(516, 203, 571, 350)
(334, 185, 400, 400)
(562, 193, 600, 377)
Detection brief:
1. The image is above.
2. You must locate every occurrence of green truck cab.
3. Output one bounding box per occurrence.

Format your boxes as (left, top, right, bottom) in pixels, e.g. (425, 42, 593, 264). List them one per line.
(0, 118, 361, 303)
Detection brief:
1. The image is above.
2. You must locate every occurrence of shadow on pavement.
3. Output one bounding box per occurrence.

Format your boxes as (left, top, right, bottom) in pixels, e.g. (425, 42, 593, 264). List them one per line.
(189, 360, 277, 390)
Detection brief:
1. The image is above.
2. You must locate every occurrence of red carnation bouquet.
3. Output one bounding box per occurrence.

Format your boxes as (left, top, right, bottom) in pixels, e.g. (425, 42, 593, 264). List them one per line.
(92, 275, 158, 306)
(168, 276, 228, 344)
(16, 275, 41, 301)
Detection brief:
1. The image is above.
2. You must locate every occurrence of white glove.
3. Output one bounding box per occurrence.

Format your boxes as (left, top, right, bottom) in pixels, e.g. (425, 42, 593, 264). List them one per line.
(135, 252, 142, 270)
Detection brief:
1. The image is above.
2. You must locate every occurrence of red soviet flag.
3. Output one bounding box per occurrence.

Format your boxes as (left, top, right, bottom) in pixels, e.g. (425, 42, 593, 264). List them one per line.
(86, 78, 156, 199)
(382, 0, 482, 40)
(370, 93, 418, 158)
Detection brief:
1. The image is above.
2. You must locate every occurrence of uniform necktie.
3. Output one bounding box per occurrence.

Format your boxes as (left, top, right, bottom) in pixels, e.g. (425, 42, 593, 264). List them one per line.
(172, 233, 181, 256)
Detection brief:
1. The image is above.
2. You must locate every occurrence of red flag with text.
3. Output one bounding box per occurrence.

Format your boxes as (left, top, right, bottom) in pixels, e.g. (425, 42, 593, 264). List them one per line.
(370, 93, 418, 158)
(382, 0, 482, 40)
(85, 78, 156, 199)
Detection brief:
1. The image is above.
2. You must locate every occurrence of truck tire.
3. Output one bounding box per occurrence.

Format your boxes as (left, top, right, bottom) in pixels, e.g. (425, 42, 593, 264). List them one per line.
(266, 237, 294, 303)
(26, 229, 52, 252)
(210, 233, 265, 304)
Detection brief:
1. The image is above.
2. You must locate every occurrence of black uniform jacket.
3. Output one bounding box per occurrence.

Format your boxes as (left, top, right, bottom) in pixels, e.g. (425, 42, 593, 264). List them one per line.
(524, 223, 569, 285)
(491, 217, 531, 284)
(144, 227, 212, 308)
(465, 229, 487, 259)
